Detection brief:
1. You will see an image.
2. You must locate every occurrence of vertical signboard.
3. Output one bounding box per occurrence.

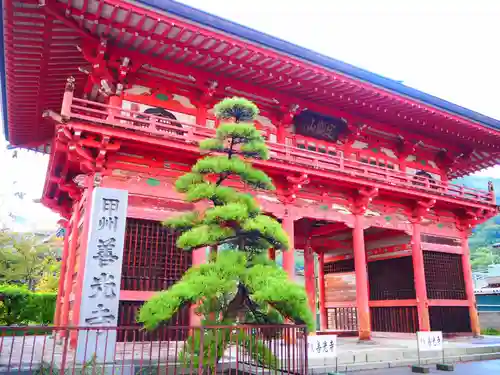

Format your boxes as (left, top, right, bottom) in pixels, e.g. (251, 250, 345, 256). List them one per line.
(76, 188, 128, 363)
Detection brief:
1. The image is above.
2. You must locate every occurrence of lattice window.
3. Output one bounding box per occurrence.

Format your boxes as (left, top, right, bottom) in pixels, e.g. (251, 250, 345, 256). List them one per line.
(371, 307, 418, 333)
(117, 301, 189, 341)
(424, 251, 466, 300)
(327, 307, 358, 331)
(430, 307, 471, 333)
(121, 218, 192, 291)
(324, 259, 354, 274)
(368, 257, 416, 300)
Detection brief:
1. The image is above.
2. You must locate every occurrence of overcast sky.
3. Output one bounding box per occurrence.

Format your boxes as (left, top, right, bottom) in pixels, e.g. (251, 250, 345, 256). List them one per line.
(1, 0, 499, 230)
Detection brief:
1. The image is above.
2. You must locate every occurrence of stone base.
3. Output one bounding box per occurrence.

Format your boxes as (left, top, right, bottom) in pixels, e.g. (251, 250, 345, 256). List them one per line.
(411, 365, 430, 373)
(436, 363, 455, 371)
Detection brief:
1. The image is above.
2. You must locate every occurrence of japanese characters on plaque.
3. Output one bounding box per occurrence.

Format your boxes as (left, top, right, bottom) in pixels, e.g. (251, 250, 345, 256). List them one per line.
(293, 110, 346, 142)
(76, 188, 128, 363)
(416, 331, 443, 352)
(308, 334, 337, 358)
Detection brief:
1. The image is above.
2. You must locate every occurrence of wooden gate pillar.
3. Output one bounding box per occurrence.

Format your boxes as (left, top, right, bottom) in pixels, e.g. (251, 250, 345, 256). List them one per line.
(411, 221, 431, 331)
(282, 215, 296, 279)
(304, 244, 316, 319)
(353, 214, 371, 340)
(318, 252, 327, 331)
(461, 234, 480, 336)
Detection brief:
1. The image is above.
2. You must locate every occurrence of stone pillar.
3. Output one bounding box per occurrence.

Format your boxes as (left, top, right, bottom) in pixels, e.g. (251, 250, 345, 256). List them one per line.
(304, 245, 316, 319)
(75, 188, 129, 362)
(353, 214, 371, 340)
(411, 221, 431, 331)
(282, 216, 295, 279)
(318, 252, 327, 331)
(461, 231, 481, 336)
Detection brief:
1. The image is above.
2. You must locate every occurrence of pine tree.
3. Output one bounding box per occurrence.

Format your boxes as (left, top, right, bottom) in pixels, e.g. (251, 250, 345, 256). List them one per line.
(138, 97, 313, 368)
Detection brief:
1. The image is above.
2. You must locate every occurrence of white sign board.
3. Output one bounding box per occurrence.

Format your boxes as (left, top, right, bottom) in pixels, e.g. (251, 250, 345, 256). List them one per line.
(76, 188, 128, 363)
(417, 331, 443, 352)
(308, 334, 337, 358)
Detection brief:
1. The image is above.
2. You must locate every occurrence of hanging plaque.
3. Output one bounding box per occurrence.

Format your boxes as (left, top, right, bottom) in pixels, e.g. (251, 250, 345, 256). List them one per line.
(293, 110, 346, 142)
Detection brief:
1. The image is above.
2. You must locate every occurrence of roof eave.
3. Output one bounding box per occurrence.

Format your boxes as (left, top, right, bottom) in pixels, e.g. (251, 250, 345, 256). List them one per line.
(135, 0, 500, 131)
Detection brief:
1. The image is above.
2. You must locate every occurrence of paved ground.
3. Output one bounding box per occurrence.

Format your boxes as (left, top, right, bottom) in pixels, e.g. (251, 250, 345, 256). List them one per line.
(353, 359, 500, 374)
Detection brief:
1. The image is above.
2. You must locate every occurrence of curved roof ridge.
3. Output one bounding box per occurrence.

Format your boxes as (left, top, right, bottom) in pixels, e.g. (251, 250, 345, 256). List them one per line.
(136, 0, 500, 131)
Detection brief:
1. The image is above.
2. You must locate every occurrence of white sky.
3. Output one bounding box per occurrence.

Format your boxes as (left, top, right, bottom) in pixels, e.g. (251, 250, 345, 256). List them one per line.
(1, 0, 499, 230)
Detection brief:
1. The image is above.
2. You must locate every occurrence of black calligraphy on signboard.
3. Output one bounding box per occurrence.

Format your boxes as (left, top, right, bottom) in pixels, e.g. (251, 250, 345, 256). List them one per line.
(293, 110, 347, 142)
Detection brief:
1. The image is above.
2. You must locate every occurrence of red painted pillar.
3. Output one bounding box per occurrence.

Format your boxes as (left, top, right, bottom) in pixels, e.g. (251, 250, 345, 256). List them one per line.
(353, 215, 371, 340)
(304, 245, 316, 320)
(411, 221, 431, 331)
(282, 216, 295, 279)
(61, 201, 81, 328)
(53, 220, 70, 327)
(71, 181, 95, 329)
(461, 232, 481, 336)
(318, 252, 327, 331)
(277, 121, 286, 144)
(268, 248, 276, 261)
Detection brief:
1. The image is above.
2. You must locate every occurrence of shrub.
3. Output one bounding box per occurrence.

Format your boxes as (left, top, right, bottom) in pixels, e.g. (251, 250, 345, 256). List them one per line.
(481, 327, 500, 336)
(0, 284, 56, 325)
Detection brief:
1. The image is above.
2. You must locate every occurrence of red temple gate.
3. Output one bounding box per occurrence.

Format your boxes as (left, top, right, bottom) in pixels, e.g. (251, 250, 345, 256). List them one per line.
(1, 0, 498, 341)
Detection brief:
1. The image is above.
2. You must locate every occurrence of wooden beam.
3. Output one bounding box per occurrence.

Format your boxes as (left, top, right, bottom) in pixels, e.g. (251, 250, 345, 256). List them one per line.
(311, 222, 348, 237)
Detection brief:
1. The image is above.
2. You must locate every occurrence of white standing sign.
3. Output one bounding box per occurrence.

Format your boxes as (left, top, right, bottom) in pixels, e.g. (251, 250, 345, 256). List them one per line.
(76, 188, 128, 363)
(308, 334, 337, 358)
(416, 331, 443, 352)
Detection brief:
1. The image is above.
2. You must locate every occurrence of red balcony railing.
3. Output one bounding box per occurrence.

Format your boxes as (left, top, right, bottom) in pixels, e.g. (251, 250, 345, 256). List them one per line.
(62, 97, 495, 206)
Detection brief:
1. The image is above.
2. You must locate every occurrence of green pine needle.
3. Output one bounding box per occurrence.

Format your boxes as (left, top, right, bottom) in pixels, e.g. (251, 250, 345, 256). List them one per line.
(141, 97, 313, 369)
(214, 97, 259, 122)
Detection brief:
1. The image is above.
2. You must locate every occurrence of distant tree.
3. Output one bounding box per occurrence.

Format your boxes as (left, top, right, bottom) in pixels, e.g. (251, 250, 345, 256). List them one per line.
(36, 260, 61, 292)
(138, 97, 313, 369)
(0, 233, 59, 291)
(471, 246, 500, 272)
(469, 216, 500, 271)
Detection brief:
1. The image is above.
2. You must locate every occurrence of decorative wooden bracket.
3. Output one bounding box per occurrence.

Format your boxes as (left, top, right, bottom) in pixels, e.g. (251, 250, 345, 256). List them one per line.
(396, 137, 423, 161)
(337, 122, 367, 147)
(406, 199, 436, 223)
(455, 207, 497, 233)
(55, 126, 121, 173)
(350, 187, 378, 215)
(197, 80, 219, 106)
(274, 104, 302, 129)
(78, 38, 140, 98)
(447, 149, 475, 175)
(278, 173, 310, 204)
